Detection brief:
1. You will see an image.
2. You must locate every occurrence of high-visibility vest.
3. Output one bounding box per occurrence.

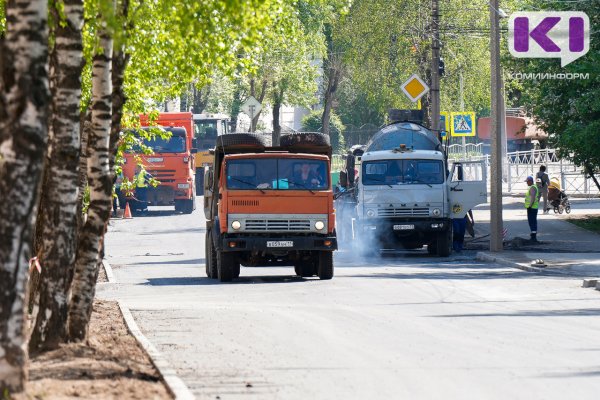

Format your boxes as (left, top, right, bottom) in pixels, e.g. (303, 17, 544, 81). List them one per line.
(136, 170, 147, 188)
(525, 185, 539, 209)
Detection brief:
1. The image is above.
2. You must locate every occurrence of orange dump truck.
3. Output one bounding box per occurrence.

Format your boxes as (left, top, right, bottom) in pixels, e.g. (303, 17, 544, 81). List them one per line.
(122, 112, 197, 213)
(204, 132, 337, 282)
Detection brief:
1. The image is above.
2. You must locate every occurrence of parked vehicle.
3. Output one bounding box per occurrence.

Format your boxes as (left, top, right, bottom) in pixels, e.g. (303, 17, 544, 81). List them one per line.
(337, 111, 487, 256)
(204, 132, 337, 282)
(122, 112, 197, 213)
(192, 113, 230, 195)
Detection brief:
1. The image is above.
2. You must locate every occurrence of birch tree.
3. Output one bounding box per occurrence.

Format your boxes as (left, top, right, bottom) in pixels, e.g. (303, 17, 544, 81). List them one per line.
(68, 18, 113, 341)
(29, 0, 85, 353)
(0, 0, 49, 393)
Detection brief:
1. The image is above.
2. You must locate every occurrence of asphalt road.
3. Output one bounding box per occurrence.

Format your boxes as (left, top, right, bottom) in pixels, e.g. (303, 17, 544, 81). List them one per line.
(99, 198, 600, 399)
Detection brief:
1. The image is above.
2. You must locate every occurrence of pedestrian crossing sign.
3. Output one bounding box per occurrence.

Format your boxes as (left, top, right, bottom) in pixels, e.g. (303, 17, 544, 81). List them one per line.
(450, 112, 476, 137)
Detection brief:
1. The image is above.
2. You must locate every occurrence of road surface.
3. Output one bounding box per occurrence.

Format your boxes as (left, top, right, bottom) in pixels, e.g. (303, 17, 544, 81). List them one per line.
(99, 198, 600, 399)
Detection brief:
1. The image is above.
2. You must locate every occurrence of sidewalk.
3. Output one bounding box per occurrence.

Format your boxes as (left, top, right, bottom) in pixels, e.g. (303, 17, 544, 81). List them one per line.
(470, 197, 600, 278)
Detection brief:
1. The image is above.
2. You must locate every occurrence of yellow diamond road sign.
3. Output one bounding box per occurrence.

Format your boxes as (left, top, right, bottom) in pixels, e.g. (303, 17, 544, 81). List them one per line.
(401, 74, 429, 103)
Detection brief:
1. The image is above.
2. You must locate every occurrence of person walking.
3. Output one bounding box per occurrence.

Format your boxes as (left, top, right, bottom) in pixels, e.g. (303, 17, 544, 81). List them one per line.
(536, 165, 550, 213)
(524, 176, 540, 242)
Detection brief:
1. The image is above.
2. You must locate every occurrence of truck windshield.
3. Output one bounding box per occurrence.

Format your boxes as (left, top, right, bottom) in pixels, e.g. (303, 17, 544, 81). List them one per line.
(227, 158, 328, 191)
(362, 159, 444, 185)
(137, 134, 186, 153)
(194, 121, 218, 139)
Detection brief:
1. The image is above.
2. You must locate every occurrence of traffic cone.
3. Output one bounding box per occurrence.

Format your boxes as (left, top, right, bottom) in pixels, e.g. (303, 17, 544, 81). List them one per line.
(123, 202, 133, 219)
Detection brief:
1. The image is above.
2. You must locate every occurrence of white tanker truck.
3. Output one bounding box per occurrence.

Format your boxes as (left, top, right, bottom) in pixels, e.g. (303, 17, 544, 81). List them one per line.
(336, 111, 487, 256)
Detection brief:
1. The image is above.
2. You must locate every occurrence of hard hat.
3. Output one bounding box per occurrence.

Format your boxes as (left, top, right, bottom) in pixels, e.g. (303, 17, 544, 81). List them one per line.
(525, 176, 533, 182)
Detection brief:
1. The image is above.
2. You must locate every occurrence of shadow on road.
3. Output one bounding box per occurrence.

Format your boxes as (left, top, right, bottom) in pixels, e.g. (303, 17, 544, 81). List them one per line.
(345, 270, 539, 281)
(430, 308, 600, 318)
(142, 275, 310, 286)
(138, 227, 206, 235)
(128, 258, 205, 266)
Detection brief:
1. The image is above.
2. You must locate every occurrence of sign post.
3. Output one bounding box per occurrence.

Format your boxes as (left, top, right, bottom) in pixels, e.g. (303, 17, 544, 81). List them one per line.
(241, 96, 262, 132)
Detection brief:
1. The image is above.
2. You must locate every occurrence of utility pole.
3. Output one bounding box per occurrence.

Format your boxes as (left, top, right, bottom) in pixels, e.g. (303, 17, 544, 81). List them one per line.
(431, 0, 441, 139)
(489, 0, 504, 252)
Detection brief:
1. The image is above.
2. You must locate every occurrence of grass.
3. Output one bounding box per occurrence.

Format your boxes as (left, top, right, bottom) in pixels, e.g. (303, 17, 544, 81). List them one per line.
(568, 216, 600, 234)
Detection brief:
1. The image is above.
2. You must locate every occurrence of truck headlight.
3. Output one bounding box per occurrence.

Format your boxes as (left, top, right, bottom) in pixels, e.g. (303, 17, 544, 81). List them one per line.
(366, 209, 376, 218)
(177, 183, 190, 189)
(432, 208, 441, 217)
(315, 221, 325, 230)
(231, 220, 241, 230)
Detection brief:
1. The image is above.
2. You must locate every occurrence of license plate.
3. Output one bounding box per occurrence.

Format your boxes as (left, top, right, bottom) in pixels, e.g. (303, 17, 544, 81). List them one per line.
(266, 241, 294, 248)
(147, 157, 163, 162)
(393, 224, 414, 230)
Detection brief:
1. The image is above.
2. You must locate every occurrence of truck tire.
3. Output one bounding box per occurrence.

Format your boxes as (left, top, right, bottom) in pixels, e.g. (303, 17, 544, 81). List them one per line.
(196, 169, 204, 196)
(215, 133, 269, 151)
(217, 251, 239, 282)
(435, 229, 452, 257)
(205, 231, 218, 278)
(317, 251, 334, 280)
(294, 261, 316, 277)
(175, 199, 194, 214)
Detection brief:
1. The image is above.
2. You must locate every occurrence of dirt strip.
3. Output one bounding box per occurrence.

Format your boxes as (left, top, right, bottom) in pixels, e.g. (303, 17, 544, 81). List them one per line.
(15, 300, 172, 400)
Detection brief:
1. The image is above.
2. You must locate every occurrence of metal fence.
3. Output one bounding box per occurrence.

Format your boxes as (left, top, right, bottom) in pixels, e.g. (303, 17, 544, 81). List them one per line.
(449, 146, 599, 197)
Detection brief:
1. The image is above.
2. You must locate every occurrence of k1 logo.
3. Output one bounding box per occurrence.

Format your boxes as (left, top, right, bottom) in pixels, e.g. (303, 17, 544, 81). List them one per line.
(508, 12, 590, 67)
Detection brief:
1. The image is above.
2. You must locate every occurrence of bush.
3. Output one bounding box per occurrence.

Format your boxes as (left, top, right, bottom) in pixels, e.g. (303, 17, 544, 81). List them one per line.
(301, 110, 345, 153)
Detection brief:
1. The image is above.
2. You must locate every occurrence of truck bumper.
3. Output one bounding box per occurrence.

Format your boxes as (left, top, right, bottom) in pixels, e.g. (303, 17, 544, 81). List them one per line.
(356, 218, 450, 237)
(220, 234, 337, 252)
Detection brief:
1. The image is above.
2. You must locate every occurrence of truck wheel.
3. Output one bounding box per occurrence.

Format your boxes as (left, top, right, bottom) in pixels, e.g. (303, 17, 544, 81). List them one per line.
(205, 231, 218, 278)
(294, 261, 316, 277)
(196, 170, 205, 196)
(215, 133, 270, 151)
(317, 251, 334, 280)
(217, 251, 239, 282)
(427, 243, 436, 255)
(176, 199, 194, 214)
(435, 229, 452, 257)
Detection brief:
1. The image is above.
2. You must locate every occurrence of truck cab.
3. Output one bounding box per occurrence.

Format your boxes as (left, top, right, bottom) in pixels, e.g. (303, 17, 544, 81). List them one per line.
(192, 113, 230, 195)
(123, 112, 197, 214)
(338, 121, 487, 256)
(204, 133, 337, 282)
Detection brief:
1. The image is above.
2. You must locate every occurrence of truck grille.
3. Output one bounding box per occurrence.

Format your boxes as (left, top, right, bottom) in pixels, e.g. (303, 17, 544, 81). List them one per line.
(245, 219, 311, 232)
(232, 199, 259, 207)
(377, 207, 429, 217)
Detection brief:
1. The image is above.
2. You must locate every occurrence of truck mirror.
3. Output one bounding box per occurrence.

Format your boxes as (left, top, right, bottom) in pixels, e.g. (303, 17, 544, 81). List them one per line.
(204, 169, 213, 191)
(192, 138, 198, 148)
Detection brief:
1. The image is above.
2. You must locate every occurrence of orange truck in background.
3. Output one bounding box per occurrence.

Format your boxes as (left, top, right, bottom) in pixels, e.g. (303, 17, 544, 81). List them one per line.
(204, 132, 337, 282)
(122, 112, 197, 214)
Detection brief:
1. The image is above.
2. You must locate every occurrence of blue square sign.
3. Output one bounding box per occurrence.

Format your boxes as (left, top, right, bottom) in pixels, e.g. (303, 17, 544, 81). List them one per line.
(451, 112, 476, 137)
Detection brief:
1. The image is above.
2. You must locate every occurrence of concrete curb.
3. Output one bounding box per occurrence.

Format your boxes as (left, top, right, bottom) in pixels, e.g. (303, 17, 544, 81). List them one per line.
(118, 303, 195, 400)
(102, 259, 116, 283)
(476, 251, 546, 273)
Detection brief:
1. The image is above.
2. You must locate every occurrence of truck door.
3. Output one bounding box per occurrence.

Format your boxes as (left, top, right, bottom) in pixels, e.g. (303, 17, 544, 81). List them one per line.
(448, 161, 487, 218)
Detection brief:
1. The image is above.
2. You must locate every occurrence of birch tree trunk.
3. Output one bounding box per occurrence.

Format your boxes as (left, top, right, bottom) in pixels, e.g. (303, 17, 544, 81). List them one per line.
(0, 0, 49, 393)
(67, 27, 113, 342)
(29, 0, 84, 353)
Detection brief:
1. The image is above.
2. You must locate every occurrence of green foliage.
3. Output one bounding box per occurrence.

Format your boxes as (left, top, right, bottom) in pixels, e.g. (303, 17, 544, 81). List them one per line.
(0, 0, 6, 35)
(506, 0, 600, 182)
(332, 0, 521, 123)
(302, 109, 345, 152)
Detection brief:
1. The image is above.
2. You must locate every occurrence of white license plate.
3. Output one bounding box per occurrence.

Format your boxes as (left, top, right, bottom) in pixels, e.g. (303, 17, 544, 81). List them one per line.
(266, 241, 294, 248)
(393, 224, 415, 230)
(147, 157, 163, 162)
